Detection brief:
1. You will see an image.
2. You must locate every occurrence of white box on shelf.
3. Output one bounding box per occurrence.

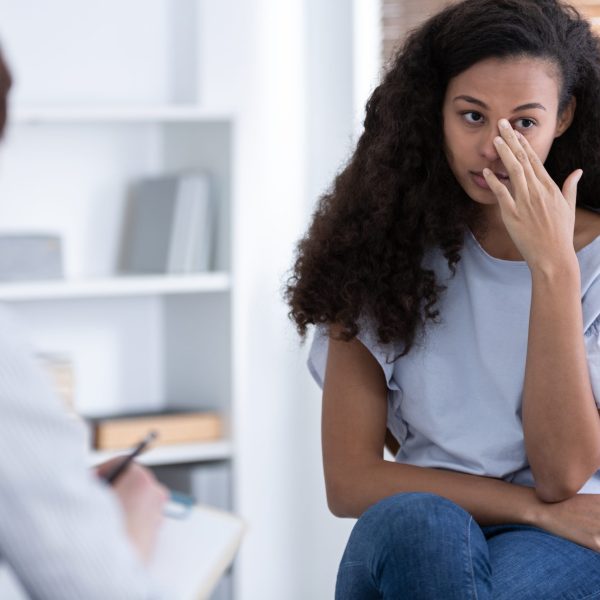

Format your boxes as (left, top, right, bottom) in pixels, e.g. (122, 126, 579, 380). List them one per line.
(0, 233, 63, 281)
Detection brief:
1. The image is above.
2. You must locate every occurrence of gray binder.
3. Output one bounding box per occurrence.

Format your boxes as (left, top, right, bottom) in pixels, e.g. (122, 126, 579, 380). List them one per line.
(122, 173, 213, 274)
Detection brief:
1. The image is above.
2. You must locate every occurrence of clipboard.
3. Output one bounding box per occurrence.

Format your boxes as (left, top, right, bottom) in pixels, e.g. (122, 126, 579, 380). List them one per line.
(0, 503, 245, 600)
(151, 501, 246, 599)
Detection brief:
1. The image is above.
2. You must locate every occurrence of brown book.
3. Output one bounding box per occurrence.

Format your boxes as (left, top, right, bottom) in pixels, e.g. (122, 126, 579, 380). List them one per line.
(89, 409, 223, 450)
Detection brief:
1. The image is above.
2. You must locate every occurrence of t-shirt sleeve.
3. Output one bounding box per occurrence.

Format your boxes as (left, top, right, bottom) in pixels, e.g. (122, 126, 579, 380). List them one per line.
(585, 315, 600, 410)
(583, 276, 600, 410)
(307, 322, 401, 391)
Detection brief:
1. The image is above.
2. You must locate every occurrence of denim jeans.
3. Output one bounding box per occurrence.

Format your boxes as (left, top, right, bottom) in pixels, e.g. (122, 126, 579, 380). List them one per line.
(336, 492, 600, 599)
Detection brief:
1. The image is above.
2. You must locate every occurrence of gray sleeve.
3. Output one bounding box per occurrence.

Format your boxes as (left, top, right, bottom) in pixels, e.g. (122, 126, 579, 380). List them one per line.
(307, 321, 401, 391)
(0, 306, 162, 599)
(585, 314, 600, 410)
(583, 275, 600, 410)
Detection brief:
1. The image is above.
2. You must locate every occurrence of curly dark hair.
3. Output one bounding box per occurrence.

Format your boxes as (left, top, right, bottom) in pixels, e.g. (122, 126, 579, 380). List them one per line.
(284, 0, 600, 359)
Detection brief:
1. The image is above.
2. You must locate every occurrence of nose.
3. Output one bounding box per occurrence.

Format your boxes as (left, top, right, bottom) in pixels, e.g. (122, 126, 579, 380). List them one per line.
(478, 126, 501, 162)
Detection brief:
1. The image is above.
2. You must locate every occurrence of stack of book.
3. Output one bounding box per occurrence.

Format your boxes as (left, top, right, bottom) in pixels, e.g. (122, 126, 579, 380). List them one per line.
(88, 408, 223, 450)
(36, 353, 76, 412)
(121, 172, 214, 275)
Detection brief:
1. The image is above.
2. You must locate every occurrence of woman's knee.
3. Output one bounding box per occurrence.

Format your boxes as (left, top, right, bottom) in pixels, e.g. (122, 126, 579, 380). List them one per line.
(340, 492, 491, 598)
(359, 492, 472, 538)
(349, 491, 490, 563)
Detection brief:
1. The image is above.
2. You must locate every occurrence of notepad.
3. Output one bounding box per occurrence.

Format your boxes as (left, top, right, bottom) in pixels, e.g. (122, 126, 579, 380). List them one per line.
(151, 502, 245, 599)
(0, 503, 245, 600)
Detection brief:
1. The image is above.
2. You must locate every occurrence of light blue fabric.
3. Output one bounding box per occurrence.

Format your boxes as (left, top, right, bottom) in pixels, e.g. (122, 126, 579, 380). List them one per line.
(308, 228, 600, 494)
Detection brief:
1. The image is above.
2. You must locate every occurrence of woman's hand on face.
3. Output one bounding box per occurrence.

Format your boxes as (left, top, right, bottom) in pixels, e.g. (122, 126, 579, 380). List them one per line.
(482, 119, 582, 273)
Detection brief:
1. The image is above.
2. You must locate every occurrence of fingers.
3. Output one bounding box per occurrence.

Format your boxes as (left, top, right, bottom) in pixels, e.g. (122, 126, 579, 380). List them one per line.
(514, 126, 582, 210)
(482, 167, 515, 212)
(561, 169, 583, 209)
(94, 455, 127, 478)
(512, 129, 556, 189)
(495, 119, 538, 198)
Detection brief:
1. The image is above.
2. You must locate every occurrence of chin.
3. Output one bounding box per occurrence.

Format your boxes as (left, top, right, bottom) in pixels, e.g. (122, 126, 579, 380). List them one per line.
(459, 180, 497, 205)
(469, 192, 498, 205)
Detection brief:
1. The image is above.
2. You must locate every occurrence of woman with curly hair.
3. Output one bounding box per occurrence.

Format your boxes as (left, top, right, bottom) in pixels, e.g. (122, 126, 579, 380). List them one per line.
(285, 0, 600, 597)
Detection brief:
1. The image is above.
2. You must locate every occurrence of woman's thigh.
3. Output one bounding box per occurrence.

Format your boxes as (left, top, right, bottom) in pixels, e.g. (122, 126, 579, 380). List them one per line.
(482, 523, 600, 600)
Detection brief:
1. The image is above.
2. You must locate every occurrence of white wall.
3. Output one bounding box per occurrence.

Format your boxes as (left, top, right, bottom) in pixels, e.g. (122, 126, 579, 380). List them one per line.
(232, 0, 307, 596)
(292, 0, 358, 598)
(232, 0, 368, 597)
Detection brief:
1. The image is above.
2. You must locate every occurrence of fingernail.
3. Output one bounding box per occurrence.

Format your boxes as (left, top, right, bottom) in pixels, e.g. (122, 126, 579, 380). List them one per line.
(494, 136, 504, 145)
(499, 119, 510, 129)
(483, 168, 491, 176)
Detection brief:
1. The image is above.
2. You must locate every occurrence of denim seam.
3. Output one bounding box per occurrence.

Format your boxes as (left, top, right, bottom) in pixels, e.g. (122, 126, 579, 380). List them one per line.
(466, 515, 479, 600)
(338, 561, 363, 569)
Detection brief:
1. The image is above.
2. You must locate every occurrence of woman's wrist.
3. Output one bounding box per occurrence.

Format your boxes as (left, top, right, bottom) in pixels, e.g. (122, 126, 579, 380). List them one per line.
(520, 487, 552, 528)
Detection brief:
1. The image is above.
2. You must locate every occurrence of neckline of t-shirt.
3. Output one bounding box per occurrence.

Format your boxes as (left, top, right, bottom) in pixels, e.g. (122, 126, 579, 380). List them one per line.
(465, 228, 600, 267)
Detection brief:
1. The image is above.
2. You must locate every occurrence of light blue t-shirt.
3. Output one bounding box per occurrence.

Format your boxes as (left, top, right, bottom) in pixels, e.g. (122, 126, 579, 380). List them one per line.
(308, 228, 600, 493)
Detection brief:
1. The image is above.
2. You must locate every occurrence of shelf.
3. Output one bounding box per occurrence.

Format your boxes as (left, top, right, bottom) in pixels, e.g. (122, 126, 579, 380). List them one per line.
(0, 273, 231, 301)
(89, 439, 233, 467)
(11, 105, 233, 124)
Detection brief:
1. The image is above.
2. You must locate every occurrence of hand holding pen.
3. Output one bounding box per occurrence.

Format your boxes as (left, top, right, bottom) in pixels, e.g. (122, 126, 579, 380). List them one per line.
(101, 430, 158, 484)
(94, 431, 169, 563)
(96, 430, 196, 520)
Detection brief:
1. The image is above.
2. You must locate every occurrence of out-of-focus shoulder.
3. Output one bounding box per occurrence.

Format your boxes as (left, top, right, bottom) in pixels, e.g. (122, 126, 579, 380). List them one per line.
(0, 304, 34, 359)
(0, 304, 22, 333)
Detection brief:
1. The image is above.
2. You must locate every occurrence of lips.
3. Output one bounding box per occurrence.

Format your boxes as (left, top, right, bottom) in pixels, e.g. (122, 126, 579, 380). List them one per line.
(470, 170, 511, 191)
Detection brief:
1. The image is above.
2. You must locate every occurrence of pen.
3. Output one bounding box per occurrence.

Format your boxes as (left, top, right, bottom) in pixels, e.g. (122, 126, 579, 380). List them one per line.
(103, 430, 158, 485)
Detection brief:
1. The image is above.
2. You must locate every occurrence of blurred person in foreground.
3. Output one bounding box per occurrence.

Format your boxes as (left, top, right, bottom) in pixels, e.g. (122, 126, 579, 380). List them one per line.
(0, 50, 167, 599)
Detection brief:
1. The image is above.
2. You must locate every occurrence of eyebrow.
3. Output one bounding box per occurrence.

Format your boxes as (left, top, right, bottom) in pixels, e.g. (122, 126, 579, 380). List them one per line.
(452, 95, 547, 112)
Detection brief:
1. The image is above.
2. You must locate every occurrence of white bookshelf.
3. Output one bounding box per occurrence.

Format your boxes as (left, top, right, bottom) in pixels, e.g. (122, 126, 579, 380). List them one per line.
(0, 273, 231, 301)
(0, 8, 236, 599)
(90, 440, 233, 468)
(12, 106, 232, 124)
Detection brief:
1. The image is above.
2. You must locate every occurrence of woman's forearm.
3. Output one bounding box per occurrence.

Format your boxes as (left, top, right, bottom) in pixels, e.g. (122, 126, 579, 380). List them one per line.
(522, 264, 600, 501)
(329, 460, 546, 527)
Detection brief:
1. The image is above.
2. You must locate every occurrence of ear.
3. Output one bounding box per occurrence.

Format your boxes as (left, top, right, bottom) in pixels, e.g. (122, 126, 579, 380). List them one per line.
(554, 95, 576, 138)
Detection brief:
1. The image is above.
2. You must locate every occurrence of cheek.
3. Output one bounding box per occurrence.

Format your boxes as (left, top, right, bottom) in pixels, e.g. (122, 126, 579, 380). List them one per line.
(443, 127, 467, 172)
(523, 130, 555, 164)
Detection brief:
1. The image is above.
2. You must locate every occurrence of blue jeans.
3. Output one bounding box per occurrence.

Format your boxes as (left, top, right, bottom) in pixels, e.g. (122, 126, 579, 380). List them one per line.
(336, 492, 600, 599)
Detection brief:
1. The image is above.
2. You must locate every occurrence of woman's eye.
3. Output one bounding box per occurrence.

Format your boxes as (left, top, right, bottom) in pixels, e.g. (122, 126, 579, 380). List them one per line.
(515, 118, 536, 129)
(462, 111, 483, 124)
